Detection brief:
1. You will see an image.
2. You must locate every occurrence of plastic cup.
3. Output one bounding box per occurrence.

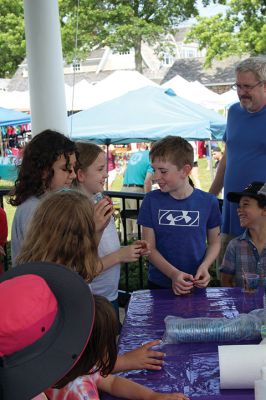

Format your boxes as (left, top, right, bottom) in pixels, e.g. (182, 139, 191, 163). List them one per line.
(242, 273, 259, 293)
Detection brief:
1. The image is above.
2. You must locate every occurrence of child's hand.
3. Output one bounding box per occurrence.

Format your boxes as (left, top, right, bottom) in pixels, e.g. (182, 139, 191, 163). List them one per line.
(117, 340, 165, 371)
(171, 270, 194, 295)
(94, 198, 113, 232)
(118, 244, 143, 263)
(149, 392, 189, 400)
(133, 240, 151, 256)
(193, 267, 210, 288)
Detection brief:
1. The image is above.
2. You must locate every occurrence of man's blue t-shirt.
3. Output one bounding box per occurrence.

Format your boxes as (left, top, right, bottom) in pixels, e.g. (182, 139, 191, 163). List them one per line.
(137, 189, 221, 288)
(222, 103, 266, 237)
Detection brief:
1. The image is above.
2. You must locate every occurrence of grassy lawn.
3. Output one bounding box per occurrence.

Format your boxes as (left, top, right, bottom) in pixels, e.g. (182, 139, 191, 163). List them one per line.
(196, 157, 212, 192)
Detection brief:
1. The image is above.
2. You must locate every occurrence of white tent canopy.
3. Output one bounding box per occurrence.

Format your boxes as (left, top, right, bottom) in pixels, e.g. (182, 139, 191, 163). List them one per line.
(1, 70, 238, 114)
(2, 71, 159, 112)
(0, 91, 30, 112)
(219, 89, 239, 107)
(162, 75, 223, 111)
(0, 84, 72, 112)
(68, 70, 159, 111)
(65, 80, 94, 110)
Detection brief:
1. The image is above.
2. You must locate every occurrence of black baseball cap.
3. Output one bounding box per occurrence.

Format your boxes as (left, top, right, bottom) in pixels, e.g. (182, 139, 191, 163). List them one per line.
(227, 182, 266, 203)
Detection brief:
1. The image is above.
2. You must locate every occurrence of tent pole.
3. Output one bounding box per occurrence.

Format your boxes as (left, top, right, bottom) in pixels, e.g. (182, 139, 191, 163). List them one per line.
(207, 140, 214, 181)
(105, 140, 111, 190)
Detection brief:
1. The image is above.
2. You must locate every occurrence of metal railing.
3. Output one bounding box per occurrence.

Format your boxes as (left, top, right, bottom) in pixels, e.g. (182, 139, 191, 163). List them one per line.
(0, 188, 146, 301)
(105, 190, 146, 303)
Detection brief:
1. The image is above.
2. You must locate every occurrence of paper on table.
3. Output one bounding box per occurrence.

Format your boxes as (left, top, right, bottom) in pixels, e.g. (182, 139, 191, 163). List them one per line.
(219, 342, 266, 389)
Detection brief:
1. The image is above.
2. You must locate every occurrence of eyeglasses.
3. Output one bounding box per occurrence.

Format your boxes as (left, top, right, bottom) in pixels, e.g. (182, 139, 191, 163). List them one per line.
(231, 81, 264, 91)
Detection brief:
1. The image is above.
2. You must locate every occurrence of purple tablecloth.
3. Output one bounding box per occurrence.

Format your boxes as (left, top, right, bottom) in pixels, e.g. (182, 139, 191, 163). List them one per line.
(102, 287, 263, 400)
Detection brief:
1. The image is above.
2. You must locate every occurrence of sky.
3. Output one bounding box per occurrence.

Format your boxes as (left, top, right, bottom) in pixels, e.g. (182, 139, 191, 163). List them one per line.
(181, 0, 227, 26)
(198, 1, 227, 17)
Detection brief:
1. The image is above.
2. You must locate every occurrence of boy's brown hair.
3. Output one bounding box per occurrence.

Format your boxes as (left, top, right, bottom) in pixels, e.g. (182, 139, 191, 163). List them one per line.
(150, 136, 194, 169)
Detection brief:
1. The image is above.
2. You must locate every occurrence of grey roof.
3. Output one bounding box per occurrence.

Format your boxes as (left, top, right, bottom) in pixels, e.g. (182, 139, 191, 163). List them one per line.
(7, 67, 28, 91)
(64, 71, 112, 86)
(174, 27, 190, 43)
(7, 70, 113, 91)
(161, 55, 244, 86)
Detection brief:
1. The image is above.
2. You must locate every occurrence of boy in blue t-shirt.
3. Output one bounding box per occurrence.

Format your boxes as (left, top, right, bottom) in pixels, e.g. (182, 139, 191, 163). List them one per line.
(137, 136, 221, 295)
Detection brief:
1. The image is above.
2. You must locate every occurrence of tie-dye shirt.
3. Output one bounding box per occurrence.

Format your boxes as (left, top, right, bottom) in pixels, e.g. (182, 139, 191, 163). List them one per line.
(32, 395, 48, 400)
(45, 372, 101, 400)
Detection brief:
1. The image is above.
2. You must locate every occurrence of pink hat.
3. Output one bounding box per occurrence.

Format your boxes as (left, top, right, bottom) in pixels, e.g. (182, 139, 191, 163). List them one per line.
(0, 262, 95, 400)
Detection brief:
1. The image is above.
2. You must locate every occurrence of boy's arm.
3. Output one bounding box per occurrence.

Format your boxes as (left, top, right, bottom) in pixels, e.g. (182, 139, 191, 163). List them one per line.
(194, 226, 221, 287)
(209, 146, 226, 195)
(220, 272, 235, 287)
(219, 239, 237, 287)
(144, 171, 153, 193)
(98, 374, 189, 400)
(142, 227, 194, 295)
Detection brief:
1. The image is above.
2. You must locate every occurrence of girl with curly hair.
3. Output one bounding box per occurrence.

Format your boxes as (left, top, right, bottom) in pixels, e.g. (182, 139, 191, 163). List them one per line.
(9, 129, 77, 264)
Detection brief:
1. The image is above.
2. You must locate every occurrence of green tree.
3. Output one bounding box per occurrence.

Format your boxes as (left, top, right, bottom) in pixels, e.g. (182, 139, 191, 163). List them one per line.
(59, 0, 202, 73)
(186, 0, 266, 67)
(0, 0, 25, 77)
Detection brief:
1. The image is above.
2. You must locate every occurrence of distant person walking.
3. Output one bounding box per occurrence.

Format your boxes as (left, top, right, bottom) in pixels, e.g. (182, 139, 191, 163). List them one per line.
(209, 56, 266, 266)
(122, 143, 153, 239)
(211, 145, 223, 174)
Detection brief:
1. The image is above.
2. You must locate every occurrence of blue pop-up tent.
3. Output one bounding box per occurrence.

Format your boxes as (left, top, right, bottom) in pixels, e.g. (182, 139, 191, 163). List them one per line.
(0, 107, 31, 126)
(68, 86, 226, 144)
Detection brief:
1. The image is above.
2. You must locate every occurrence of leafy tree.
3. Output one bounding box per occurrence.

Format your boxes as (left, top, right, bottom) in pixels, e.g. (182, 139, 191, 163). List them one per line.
(59, 0, 203, 73)
(0, 0, 25, 77)
(186, 0, 266, 67)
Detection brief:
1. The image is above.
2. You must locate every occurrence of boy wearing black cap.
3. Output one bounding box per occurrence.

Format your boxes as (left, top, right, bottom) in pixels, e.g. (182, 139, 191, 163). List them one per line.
(220, 182, 266, 287)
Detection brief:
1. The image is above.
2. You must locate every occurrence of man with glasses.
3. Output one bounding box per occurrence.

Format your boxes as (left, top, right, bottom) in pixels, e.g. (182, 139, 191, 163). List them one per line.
(209, 56, 266, 270)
